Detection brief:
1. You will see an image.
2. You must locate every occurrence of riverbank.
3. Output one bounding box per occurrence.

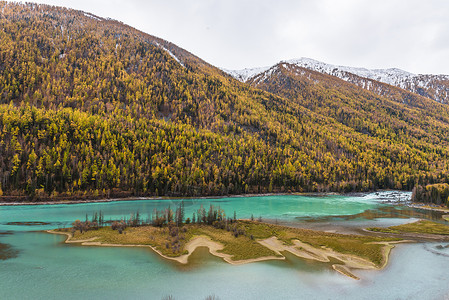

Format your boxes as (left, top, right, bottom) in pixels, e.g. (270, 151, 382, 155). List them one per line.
(0, 192, 343, 206)
(0, 190, 408, 206)
(49, 230, 284, 266)
(256, 236, 403, 280)
(408, 203, 449, 214)
(366, 219, 449, 241)
(48, 220, 402, 280)
(0, 196, 157, 206)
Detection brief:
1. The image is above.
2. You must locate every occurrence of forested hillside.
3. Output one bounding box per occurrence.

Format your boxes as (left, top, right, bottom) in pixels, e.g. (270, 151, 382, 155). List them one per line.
(0, 2, 448, 201)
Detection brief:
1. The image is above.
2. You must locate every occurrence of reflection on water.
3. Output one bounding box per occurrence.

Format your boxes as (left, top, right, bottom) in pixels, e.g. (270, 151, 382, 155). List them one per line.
(0, 242, 19, 260)
(0, 231, 18, 260)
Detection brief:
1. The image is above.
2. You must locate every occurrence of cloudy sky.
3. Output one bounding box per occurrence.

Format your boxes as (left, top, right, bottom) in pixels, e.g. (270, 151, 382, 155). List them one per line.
(12, 0, 449, 74)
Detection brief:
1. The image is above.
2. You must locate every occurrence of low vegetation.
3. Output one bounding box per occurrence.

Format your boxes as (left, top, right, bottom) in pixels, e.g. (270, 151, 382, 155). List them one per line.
(367, 220, 449, 236)
(238, 221, 396, 266)
(54, 203, 398, 266)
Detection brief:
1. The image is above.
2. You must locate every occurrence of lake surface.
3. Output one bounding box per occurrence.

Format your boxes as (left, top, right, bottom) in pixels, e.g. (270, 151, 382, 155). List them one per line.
(1, 192, 448, 300)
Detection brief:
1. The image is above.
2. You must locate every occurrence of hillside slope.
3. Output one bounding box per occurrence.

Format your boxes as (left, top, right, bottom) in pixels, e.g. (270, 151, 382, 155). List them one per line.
(0, 2, 448, 201)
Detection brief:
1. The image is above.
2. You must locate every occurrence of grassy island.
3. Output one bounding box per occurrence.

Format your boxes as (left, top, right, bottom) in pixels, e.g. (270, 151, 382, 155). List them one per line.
(367, 220, 449, 236)
(48, 204, 403, 280)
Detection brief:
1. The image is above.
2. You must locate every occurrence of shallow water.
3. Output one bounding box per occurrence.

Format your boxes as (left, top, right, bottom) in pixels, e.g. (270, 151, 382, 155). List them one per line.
(1, 191, 448, 300)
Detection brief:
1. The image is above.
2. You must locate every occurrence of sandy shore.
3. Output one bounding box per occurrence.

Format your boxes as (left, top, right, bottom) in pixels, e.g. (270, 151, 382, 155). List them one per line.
(47, 230, 284, 266)
(47, 230, 396, 280)
(258, 236, 404, 280)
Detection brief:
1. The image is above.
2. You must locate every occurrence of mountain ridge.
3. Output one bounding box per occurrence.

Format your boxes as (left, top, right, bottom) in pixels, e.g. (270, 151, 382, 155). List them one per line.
(225, 57, 449, 104)
(0, 1, 448, 202)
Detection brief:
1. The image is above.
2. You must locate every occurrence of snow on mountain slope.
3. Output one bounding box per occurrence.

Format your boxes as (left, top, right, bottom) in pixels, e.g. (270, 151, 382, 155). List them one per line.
(224, 58, 449, 104)
(282, 58, 415, 86)
(222, 66, 271, 82)
(152, 41, 185, 68)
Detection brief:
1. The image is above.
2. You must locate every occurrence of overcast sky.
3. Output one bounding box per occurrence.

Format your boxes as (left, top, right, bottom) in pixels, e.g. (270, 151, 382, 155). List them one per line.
(12, 0, 449, 74)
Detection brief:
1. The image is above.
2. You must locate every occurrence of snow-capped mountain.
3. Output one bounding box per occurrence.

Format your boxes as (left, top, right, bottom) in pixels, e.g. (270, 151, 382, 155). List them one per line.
(222, 66, 272, 82)
(224, 58, 449, 104)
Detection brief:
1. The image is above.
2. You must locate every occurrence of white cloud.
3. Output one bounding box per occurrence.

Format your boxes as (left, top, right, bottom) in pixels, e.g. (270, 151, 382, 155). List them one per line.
(8, 0, 449, 74)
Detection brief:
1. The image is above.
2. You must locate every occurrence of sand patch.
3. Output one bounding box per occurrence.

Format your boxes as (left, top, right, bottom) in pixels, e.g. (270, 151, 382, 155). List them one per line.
(47, 230, 283, 265)
(258, 236, 402, 280)
(48, 230, 399, 280)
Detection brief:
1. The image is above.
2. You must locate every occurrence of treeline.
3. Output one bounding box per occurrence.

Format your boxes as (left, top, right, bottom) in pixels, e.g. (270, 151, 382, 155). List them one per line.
(72, 203, 241, 235)
(71, 203, 247, 255)
(0, 2, 448, 201)
(412, 184, 449, 207)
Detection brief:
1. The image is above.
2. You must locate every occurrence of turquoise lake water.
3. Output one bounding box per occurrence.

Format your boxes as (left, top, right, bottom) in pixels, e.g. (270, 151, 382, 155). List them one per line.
(1, 192, 448, 300)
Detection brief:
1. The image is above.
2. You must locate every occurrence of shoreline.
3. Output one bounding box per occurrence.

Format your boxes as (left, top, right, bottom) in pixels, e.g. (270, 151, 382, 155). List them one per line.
(47, 230, 285, 266)
(363, 228, 449, 241)
(257, 236, 404, 280)
(47, 229, 396, 280)
(0, 192, 343, 206)
(363, 218, 449, 241)
(0, 190, 408, 207)
(407, 203, 449, 214)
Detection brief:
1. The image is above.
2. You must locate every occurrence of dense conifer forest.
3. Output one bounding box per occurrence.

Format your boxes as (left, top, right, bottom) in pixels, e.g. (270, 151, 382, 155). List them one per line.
(0, 2, 448, 202)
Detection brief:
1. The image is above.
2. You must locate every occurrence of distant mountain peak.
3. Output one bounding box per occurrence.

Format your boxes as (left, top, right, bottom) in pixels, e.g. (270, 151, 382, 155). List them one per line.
(221, 66, 272, 82)
(224, 58, 449, 104)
